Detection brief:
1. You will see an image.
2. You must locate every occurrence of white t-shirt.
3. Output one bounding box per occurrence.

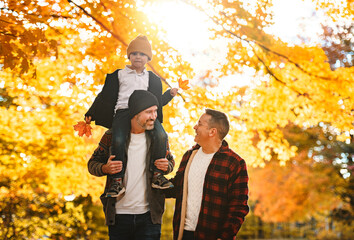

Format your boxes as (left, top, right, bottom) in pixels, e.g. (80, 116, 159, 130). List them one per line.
(115, 132, 149, 214)
(184, 148, 215, 231)
(114, 66, 149, 112)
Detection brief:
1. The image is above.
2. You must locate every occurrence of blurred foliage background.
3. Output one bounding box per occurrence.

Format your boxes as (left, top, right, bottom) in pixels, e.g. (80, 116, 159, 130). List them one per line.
(0, 0, 353, 239)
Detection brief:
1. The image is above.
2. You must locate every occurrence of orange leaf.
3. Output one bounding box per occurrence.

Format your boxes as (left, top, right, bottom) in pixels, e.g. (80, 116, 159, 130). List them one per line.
(178, 78, 190, 90)
(73, 121, 92, 137)
(84, 123, 92, 137)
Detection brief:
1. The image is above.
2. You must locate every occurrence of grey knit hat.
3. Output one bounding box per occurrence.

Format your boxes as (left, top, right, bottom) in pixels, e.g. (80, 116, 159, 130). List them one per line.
(128, 90, 159, 118)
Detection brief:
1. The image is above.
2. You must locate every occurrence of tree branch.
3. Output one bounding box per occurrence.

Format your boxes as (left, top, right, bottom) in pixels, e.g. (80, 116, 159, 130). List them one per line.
(67, 0, 127, 45)
(210, 13, 311, 98)
(0, 17, 14, 25)
(182, 1, 333, 81)
(0, 7, 73, 19)
(0, 31, 18, 38)
(250, 44, 311, 99)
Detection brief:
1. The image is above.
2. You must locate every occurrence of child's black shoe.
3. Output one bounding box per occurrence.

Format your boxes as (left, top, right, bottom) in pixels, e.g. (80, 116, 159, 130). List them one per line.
(152, 173, 174, 189)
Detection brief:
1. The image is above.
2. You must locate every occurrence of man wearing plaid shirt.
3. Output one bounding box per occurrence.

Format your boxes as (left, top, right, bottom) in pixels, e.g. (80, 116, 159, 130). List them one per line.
(166, 109, 249, 240)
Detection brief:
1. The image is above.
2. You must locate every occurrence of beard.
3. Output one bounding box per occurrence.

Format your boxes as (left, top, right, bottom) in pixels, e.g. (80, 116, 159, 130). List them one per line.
(144, 121, 155, 130)
(136, 115, 155, 130)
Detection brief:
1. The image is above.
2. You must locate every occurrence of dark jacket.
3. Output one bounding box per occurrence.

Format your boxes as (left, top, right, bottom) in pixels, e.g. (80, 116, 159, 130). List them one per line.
(165, 141, 249, 240)
(87, 130, 175, 225)
(85, 69, 173, 129)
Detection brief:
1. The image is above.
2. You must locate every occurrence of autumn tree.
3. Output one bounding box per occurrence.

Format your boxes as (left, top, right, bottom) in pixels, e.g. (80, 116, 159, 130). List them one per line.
(1, 0, 354, 239)
(250, 124, 347, 221)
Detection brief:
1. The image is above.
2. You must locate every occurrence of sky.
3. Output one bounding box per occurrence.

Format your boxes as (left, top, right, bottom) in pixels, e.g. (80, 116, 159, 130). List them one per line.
(142, 0, 325, 87)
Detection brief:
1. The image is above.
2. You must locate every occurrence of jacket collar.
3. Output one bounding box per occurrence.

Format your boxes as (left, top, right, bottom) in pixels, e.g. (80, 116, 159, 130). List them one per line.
(125, 65, 148, 75)
(191, 140, 229, 154)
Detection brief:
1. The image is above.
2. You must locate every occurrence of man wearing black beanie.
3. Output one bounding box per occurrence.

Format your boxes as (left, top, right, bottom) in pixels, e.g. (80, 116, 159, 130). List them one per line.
(88, 90, 175, 240)
(103, 90, 174, 196)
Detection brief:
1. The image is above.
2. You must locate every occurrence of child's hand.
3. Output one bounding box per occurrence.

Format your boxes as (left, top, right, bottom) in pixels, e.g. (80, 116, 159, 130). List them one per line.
(85, 116, 92, 124)
(170, 88, 178, 97)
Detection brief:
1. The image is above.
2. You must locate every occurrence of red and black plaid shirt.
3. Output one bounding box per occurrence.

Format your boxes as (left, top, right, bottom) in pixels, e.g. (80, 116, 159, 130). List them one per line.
(166, 140, 249, 240)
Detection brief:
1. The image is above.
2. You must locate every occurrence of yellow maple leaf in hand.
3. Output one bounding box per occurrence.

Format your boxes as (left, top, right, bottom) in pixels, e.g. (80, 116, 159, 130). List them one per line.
(178, 78, 190, 90)
(73, 121, 92, 137)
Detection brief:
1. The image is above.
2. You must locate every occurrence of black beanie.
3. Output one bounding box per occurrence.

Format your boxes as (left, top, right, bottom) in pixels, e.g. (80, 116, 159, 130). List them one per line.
(128, 90, 159, 118)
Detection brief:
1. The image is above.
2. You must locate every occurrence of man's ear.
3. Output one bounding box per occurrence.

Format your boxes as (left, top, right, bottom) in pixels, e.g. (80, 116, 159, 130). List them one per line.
(131, 114, 137, 121)
(209, 128, 217, 137)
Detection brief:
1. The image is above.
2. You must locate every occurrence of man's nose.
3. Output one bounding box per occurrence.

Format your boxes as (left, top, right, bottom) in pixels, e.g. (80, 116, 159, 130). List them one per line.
(152, 111, 157, 119)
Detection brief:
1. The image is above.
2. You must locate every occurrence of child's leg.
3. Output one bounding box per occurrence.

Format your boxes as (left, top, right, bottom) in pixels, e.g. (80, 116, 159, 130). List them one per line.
(111, 109, 130, 179)
(106, 109, 130, 197)
(150, 120, 173, 189)
(150, 119, 167, 173)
